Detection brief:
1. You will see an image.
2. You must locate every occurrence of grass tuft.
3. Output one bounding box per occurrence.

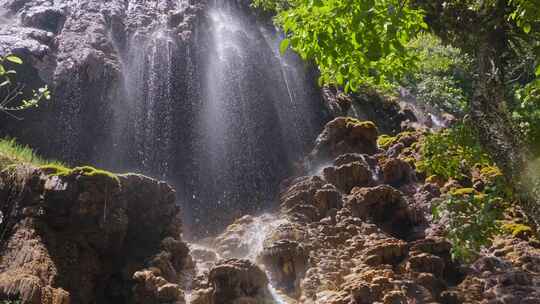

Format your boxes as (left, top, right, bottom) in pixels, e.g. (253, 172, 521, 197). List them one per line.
(0, 138, 65, 170)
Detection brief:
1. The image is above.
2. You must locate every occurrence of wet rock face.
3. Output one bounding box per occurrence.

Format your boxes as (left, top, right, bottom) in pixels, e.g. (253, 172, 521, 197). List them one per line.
(0, 0, 206, 164)
(0, 165, 192, 304)
(208, 259, 271, 304)
(259, 239, 308, 295)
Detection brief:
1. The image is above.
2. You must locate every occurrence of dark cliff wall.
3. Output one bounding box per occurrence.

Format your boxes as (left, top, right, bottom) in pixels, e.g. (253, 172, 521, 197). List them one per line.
(0, 0, 329, 234)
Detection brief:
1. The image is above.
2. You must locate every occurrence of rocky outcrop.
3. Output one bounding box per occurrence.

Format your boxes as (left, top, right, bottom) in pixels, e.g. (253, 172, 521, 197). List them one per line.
(322, 87, 416, 135)
(345, 185, 414, 238)
(0, 165, 192, 304)
(180, 117, 540, 304)
(307, 117, 379, 166)
(453, 237, 540, 303)
(190, 259, 273, 304)
(322, 161, 373, 193)
(259, 239, 308, 296)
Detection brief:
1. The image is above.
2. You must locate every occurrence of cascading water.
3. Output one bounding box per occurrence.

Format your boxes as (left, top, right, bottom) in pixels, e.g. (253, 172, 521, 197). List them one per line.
(194, 0, 325, 231)
(188, 214, 292, 303)
(113, 29, 177, 178)
(1, 0, 328, 234)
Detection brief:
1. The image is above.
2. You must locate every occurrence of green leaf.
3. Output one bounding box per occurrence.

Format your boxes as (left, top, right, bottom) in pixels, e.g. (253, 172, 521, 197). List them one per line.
(279, 38, 290, 55)
(5, 55, 23, 64)
(536, 64, 540, 77)
(524, 23, 531, 33)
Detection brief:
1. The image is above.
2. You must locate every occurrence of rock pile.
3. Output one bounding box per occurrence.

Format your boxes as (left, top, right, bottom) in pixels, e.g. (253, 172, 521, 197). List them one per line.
(195, 117, 538, 304)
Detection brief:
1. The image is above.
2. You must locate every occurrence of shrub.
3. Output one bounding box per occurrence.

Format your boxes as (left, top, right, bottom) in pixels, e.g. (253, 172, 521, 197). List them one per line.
(417, 123, 490, 181)
(433, 184, 506, 262)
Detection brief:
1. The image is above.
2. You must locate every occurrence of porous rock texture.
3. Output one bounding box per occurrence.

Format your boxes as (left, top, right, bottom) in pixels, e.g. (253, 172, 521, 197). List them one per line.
(189, 117, 540, 304)
(0, 165, 193, 304)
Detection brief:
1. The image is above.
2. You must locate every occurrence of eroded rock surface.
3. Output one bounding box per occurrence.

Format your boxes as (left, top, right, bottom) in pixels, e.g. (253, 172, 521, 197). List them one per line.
(0, 165, 192, 304)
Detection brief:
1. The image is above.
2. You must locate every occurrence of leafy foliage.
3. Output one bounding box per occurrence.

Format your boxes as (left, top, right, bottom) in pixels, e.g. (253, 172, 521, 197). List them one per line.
(1, 54, 50, 119)
(421, 124, 510, 262)
(512, 79, 540, 154)
(417, 123, 490, 180)
(433, 184, 506, 262)
(253, 0, 427, 91)
(402, 33, 473, 115)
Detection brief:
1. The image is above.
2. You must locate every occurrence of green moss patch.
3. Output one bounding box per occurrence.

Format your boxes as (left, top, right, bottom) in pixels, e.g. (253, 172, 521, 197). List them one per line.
(377, 134, 397, 149)
(345, 117, 376, 130)
(40, 165, 120, 189)
(503, 222, 533, 239)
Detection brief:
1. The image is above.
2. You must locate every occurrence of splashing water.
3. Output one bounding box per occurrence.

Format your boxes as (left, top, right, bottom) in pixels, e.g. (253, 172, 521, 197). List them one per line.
(188, 214, 292, 303)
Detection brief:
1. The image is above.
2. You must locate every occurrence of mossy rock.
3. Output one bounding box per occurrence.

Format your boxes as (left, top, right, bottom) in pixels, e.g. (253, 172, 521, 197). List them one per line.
(39, 165, 120, 189)
(449, 187, 477, 196)
(426, 175, 446, 186)
(40, 164, 71, 176)
(503, 222, 533, 239)
(344, 117, 376, 130)
(377, 134, 397, 149)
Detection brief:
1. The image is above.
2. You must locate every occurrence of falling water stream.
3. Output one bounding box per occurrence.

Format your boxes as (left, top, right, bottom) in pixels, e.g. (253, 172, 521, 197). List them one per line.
(187, 214, 292, 303)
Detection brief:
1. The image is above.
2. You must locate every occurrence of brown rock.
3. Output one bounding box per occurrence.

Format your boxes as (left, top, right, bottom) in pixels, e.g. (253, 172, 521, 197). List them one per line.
(259, 240, 308, 296)
(0, 166, 190, 304)
(323, 161, 373, 193)
(208, 259, 271, 304)
(345, 185, 412, 238)
(308, 117, 379, 165)
(382, 158, 411, 186)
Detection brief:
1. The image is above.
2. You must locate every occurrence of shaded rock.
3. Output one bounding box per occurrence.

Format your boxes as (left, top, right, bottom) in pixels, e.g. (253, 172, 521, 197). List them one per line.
(381, 158, 412, 186)
(21, 6, 66, 33)
(345, 185, 413, 238)
(322, 86, 411, 135)
(259, 240, 308, 296)
(322, 161, 373, 193)
(279, 176, 331, 222)
(404, 252, 446, 277)
(0, 165, 191, 304)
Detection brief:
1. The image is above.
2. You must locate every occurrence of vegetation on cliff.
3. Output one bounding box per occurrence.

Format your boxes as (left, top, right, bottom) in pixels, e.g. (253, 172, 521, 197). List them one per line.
(254, 0, 540, 260)
(0, 55, 50, 119)
(0, 138, 63, 169)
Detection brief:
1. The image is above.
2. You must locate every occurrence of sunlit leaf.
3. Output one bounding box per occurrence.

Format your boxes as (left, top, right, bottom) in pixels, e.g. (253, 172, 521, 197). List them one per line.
(279, 38, 290, 54)
(5, 55, 23, 64)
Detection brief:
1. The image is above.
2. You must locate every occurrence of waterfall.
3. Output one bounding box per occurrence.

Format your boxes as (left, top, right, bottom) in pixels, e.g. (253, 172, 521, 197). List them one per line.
(3, 0, 327, 234)
(120, 30, 176, 178)
(192, 0, 325, 232)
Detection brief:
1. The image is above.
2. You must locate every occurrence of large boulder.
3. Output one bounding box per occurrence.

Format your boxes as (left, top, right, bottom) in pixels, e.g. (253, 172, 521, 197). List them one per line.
(207, 259, 272, 304)
(322, 161, 373, 193)
(0, 165, 192, 304)
(345, 185, 413, 238)
(307, 117, 379, 166)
